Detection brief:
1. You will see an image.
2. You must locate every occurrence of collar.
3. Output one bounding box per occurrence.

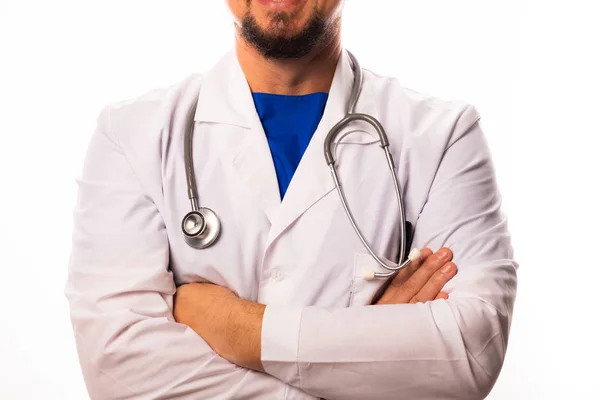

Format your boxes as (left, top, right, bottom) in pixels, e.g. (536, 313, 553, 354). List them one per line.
(193, 48, 381, 139)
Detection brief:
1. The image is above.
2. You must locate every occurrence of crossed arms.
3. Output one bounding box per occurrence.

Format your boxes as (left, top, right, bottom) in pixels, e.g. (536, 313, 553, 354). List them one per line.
(65, 105, 517, 399)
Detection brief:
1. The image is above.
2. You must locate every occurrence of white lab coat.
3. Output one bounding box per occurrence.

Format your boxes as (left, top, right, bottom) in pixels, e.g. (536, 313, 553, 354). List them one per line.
(65, 49, 517, 400)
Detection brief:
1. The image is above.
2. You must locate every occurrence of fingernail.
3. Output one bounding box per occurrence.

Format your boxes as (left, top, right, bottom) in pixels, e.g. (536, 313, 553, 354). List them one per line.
(436, 249, 450, 261)
(441, 262, 454, 273)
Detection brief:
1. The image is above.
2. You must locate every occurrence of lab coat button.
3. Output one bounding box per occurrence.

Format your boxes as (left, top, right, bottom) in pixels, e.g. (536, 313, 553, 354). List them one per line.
(270, 268, 284, 282)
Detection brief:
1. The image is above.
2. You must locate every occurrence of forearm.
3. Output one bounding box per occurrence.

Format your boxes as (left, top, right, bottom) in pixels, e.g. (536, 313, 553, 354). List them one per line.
(261, 271, 515, 400)
(175, 283, 267, 373)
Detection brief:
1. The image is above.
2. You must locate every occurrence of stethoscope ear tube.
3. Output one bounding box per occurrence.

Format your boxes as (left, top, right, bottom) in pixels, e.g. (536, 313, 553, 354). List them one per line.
(324, 112, 408, 276)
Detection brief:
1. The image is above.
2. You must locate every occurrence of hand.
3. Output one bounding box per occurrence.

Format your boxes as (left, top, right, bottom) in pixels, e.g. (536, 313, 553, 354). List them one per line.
(173, 283, 265, 371)
(376, 248, 456, 305)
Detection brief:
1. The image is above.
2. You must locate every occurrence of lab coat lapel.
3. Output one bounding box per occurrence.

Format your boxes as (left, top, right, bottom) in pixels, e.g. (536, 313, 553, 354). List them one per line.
(266, 49, 381, 246)
(195, 50, 281, 225)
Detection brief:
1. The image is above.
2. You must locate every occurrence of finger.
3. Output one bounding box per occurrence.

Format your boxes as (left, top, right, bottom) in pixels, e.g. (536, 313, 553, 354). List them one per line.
(389, 248, 433, 288)
(435, 291, 449, 300)
(394, 248, 453, 303)
(377, 248, 432, 304)
(410, 262, 456, 304)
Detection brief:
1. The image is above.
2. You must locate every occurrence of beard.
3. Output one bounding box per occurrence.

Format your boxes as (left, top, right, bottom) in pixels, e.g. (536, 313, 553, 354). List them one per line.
(240, 8, 331, 59)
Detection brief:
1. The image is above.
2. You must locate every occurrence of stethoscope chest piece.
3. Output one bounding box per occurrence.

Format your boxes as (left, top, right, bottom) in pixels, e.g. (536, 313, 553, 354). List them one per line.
(181, 207, 221, 249)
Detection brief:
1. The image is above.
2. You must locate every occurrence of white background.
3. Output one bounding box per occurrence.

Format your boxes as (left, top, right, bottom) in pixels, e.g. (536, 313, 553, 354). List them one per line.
(1, 0, 598, 399)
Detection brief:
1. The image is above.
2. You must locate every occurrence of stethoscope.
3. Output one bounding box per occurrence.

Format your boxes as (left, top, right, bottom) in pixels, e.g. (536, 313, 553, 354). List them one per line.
(181, 51, 421, 280)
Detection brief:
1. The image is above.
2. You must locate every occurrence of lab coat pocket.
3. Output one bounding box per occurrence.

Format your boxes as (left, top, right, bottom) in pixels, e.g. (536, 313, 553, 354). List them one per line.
(349, 252, 393, 307)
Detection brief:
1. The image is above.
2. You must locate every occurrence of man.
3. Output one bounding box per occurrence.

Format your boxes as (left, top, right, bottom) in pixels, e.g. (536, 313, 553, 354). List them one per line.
(66, 1, 517, 399)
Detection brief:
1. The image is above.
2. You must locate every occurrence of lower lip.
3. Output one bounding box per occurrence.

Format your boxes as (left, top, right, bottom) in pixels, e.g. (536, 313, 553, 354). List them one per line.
(256, 0, 303, 11)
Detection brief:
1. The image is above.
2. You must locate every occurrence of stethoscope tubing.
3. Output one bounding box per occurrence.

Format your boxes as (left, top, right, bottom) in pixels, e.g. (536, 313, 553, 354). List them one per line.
(182, 50, 411, 277)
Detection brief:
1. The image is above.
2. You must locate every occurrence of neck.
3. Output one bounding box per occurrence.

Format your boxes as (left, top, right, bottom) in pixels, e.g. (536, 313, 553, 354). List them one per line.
(234, 27, 342, 95)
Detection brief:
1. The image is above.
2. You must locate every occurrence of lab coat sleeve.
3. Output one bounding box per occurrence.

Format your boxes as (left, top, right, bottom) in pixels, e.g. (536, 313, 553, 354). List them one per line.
(260, 105, 518, 400)
(65, 108, 317, 400)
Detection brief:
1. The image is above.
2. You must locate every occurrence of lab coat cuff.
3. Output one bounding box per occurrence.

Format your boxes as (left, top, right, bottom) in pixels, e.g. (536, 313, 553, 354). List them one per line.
(261, 305, 303, 387)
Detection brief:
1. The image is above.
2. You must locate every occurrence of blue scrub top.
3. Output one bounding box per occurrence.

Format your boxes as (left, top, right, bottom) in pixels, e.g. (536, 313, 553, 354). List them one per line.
(252, 92, 329, 199)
